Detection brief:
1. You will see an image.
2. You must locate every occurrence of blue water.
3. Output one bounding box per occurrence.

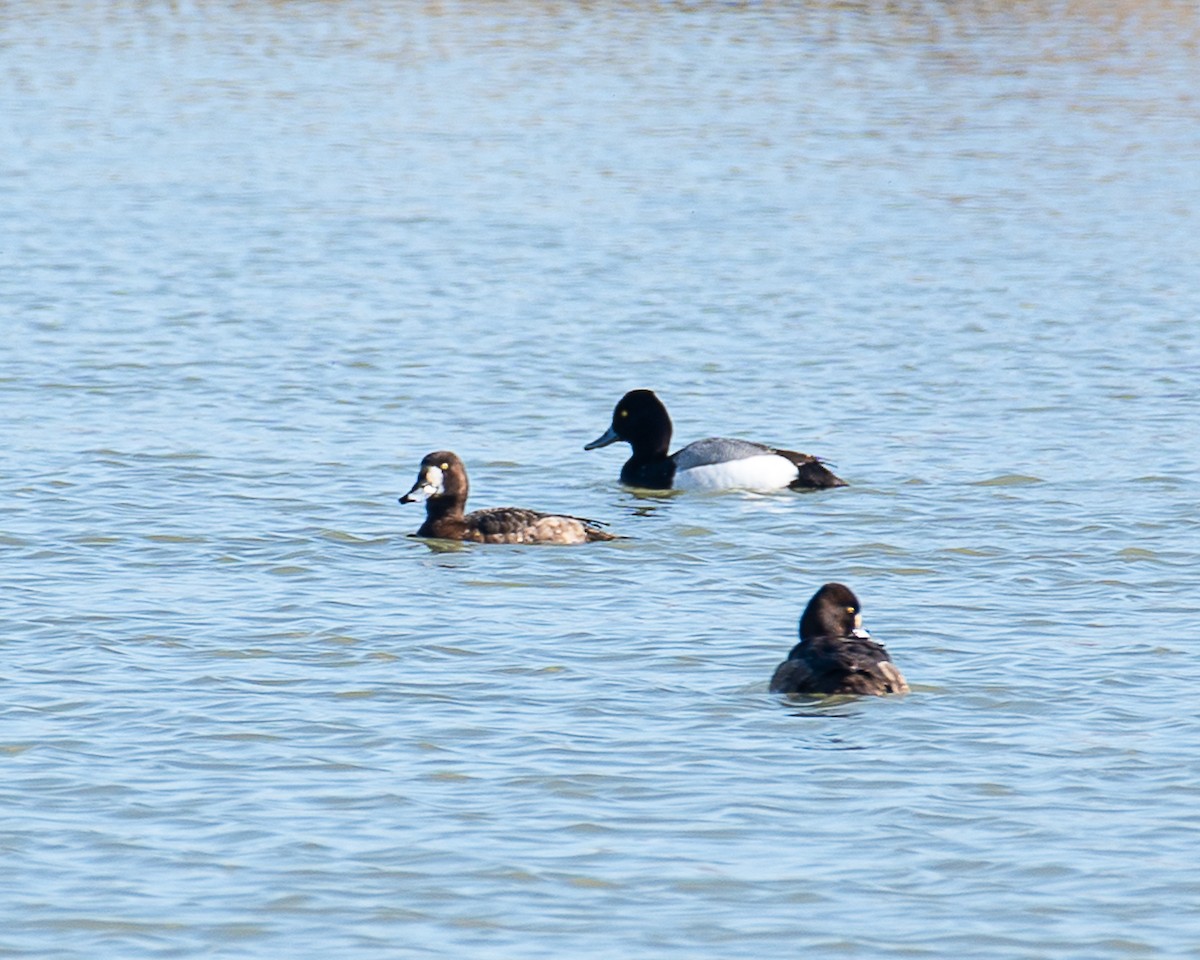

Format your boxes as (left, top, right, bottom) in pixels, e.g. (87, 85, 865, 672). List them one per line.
(4, 2, 1200, 957)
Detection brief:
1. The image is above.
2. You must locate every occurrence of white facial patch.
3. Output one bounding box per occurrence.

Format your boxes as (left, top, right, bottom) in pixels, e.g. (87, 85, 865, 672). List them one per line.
(404, 464, 445, 502)
(422, 465, 445, 495)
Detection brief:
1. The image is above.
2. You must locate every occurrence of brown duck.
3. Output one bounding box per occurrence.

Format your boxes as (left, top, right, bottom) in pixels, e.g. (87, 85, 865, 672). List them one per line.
(400, 451, 620, 544)
(770, 583, 908, 696)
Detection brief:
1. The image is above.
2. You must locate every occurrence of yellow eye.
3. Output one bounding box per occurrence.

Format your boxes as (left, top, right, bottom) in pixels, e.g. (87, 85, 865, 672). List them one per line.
(846, 606, 856, 614)
(440, 462, 449, 470)
(619, 409, 628, 418)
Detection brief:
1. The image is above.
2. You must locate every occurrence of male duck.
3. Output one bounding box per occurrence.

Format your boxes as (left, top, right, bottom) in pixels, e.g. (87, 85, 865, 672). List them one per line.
(770, 583, 908, 697)
(400, 451, 620, 544)
(584, 389, 846, 491)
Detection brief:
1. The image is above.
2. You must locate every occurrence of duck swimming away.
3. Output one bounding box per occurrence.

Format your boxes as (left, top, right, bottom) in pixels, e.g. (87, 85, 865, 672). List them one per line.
(585, 389, 846, 491)
(400, 450, 621, 544)
(769, 583, 908, 696)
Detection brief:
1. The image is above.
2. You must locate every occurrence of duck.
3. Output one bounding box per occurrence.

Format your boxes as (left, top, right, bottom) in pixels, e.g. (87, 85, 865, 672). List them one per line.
(399, 451, 621, 544)
(584, 389, 846, 491)
(769, 583, 908, 696)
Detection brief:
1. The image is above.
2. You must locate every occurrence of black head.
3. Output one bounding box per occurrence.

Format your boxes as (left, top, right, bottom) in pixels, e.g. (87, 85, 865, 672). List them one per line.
(799, 582, 868, 641)
(399, 450, 468, 505)
(584, 389, 673, 455)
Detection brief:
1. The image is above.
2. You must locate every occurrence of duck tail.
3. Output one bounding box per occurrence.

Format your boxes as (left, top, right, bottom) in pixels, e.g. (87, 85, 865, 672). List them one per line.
(778, 450, 848, 490)
(564, 515, 626, 542)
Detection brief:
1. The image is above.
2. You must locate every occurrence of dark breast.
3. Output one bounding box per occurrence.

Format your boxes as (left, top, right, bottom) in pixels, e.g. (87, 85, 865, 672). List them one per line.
(620, 457, 677, 489)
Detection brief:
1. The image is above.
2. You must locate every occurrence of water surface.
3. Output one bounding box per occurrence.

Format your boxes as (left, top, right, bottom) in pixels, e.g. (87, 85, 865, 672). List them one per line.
(3, 2, 1200, 957)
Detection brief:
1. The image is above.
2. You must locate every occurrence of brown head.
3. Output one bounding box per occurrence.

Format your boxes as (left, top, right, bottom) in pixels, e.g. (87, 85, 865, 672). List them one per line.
(798, 582, 869, 642)
(399, 450, 470, 516)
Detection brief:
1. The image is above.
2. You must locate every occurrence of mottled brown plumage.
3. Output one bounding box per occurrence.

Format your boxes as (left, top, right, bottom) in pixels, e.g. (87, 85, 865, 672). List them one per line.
(399, 451, 620, 544)
(770, 583, 908, 697)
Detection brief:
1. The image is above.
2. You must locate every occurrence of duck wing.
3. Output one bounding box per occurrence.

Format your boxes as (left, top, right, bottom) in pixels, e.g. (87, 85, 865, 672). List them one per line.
(769, 656, 816, 694)
(466, 507, 620, 544)
(816, 636, 908, 695)
(672, 437, 774, 469)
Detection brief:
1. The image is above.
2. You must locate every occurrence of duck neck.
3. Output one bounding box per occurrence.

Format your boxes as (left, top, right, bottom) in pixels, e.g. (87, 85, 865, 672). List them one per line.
(626, 420, 671, 461)
(424, 493, 465, 523)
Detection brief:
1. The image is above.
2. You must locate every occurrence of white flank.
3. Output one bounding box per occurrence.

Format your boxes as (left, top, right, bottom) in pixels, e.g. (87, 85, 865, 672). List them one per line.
(674, 454, 798, 491)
